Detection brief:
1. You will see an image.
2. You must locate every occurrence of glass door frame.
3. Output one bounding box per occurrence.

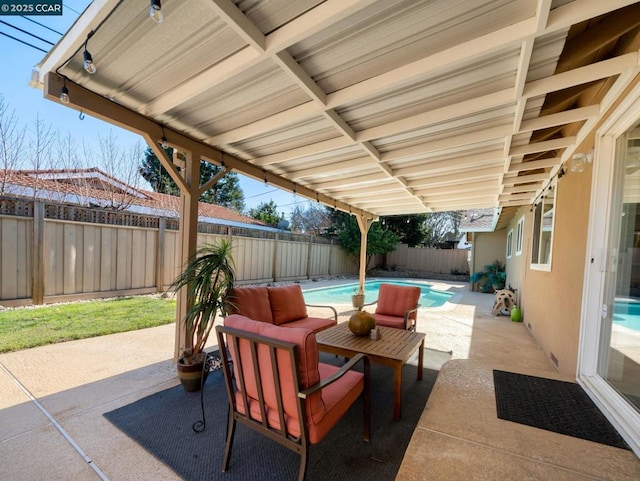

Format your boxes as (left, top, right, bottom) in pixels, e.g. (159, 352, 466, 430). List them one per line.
(578, 79, 640, 456)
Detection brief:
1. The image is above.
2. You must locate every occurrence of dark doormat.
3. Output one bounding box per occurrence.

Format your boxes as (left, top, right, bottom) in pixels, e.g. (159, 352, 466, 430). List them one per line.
(104, 353, 438, 481)
(493, 370, 629, 450)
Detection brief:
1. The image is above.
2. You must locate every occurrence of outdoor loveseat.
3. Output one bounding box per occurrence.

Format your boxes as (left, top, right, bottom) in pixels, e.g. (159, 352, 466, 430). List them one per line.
(226, 284, 337, 333)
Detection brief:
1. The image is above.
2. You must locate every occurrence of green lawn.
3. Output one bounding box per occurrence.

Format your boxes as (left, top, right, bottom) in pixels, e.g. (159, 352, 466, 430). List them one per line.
(0, 296, 176, 353)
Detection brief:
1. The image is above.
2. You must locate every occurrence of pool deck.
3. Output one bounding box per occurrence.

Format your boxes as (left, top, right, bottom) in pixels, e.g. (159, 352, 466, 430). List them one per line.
(1, 277, 639, 480)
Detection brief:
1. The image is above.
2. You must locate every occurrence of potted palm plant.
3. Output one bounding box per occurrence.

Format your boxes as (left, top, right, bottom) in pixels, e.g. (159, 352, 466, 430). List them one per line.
(170, 239, 235, 391)
(470, 260, 506, 293)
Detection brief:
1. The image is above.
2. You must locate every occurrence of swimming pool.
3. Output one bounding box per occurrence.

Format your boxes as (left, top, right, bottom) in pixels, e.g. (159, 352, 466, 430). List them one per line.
(613, 298, 640, 331)
(303, 280, 453, 308)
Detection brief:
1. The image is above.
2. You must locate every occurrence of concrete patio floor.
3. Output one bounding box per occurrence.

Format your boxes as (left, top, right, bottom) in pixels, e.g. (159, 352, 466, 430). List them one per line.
(1, 278, 639, 480)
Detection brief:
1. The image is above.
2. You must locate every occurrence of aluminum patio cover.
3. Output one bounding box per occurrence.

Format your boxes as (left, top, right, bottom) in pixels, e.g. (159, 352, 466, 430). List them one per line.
(32, 0, 640, 223)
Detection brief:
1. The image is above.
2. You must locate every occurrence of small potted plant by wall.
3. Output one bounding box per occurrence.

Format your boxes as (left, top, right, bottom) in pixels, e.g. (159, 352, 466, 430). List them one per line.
(170, 239, 235, 392)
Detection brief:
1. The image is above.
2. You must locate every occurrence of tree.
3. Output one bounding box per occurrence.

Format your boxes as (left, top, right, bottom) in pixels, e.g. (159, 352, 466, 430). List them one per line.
(139, 146, 179, 196)
(139, 147, 245, 212)
(423, 211, 461, 247)
(382, 214, 428, 247)
(248, 200, 284, 227)
(333, 211, 399, 270)
(78, 131, 145, 211)
(289, 202, 332, 235)
(53, 131, 88, 204)
(0, 96, 26, 195)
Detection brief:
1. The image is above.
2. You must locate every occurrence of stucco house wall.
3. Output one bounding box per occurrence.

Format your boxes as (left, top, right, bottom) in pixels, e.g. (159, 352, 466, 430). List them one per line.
(504, 207, 529, 307)
(520, 163, 593, 375)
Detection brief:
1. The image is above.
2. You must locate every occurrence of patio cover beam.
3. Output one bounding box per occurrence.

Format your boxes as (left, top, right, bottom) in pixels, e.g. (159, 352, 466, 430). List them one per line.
(42, 73, 375, 220)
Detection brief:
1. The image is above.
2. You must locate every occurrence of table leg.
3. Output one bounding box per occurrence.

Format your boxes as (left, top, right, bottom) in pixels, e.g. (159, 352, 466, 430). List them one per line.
(417, 338, 424, 381)
(393, 363, 402, 421)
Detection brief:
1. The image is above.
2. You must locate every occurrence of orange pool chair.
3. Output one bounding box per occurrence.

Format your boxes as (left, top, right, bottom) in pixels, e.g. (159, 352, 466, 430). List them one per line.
(366, 283, 421, 331)
(216, 315, 370, 481)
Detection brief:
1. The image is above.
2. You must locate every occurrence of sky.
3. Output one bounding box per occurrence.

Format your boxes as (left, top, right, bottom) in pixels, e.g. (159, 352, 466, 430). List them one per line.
(0, 0, 306, 217)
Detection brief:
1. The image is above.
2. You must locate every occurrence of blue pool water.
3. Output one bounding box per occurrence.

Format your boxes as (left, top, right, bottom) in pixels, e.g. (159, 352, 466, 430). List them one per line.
(303, 280, 453, 308)
(613, 299, 640, 331)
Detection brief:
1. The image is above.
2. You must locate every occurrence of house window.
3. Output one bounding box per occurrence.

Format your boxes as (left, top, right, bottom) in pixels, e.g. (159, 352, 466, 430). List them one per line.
(506, 229, 513, 259)
(530, 181, 556, 270)
(515, 216, 524, 256)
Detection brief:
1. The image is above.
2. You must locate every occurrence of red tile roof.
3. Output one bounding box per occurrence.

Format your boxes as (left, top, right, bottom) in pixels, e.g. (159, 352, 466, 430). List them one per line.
(0, 169, 268, 227)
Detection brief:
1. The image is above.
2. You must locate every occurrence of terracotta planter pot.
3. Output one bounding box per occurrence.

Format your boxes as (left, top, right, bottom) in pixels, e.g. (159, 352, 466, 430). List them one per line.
(177, 359, 208, 392)
(351, 294, 365, 309)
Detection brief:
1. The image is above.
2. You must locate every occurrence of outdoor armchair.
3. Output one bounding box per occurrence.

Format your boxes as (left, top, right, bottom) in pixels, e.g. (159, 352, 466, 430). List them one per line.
(364, 283, 421, 331)
(216, 314, 370, 481)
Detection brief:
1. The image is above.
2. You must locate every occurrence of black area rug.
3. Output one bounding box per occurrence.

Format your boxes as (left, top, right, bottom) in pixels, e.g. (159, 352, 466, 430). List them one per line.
(104, 353, 437, 481)
(493, 370, 629, 450)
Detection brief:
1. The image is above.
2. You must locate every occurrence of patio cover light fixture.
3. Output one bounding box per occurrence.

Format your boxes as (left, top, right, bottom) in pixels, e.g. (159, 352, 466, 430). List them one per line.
(150, 0, 163, 24)
(82, 31, 96, 75)
(59, 80, 69, 104)
(83, 49, 96, 74)
(160, 126, 169, 149)
(571, 149, 593, 173)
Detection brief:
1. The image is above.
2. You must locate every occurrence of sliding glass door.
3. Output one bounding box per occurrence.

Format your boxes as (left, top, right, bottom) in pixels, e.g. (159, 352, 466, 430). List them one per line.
(598, 123, 640, 413)
(579, 84, 640, 456)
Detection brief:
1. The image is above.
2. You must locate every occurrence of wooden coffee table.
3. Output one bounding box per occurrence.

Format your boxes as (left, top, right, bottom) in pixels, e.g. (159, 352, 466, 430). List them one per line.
(316, 323, 426, 420)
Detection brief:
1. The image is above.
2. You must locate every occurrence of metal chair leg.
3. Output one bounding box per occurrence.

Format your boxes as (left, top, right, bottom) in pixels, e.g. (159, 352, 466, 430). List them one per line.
(363, 357, 371, 442)
(298, 447, 309, 481)
(222, 405, 236, 472)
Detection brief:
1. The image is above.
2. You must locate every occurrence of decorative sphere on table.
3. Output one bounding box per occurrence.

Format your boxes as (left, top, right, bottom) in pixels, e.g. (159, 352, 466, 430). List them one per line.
(349, 310, 376, 336)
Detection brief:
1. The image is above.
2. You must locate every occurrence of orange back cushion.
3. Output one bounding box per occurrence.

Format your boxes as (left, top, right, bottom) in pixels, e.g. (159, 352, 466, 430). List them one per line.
(375, 284, 421, 318)
(268, 284, 308, 325)
(227, 286, 273, 323)
(224, 315, 325, 430)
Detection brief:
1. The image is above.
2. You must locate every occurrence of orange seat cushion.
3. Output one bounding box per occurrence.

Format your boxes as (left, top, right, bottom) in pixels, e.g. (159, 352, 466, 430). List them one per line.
(227, 286, 273, 324)
(283, 316, 336, 333)
(308, 363, 364, 444)
(268, 284, 308, 325)
(373, 313, 408, 329)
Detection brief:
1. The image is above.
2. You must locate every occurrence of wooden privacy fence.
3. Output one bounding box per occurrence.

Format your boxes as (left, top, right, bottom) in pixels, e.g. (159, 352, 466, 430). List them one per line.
(0, 197, 471, 307)
(0, 198, 355, 307)
(381, 244, 470, 275)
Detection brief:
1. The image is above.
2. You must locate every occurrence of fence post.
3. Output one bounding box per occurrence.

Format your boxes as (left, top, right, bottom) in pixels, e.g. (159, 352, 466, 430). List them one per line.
(272, 233, 278, 282)
(32, 202, 45, 305)
(306, 235, 312, 279)
(156, 217, 165, 293)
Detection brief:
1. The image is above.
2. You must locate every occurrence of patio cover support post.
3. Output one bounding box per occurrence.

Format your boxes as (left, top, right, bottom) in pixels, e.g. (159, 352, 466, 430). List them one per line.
(356, 215, 374, 295)
(175, 149, 200, 360)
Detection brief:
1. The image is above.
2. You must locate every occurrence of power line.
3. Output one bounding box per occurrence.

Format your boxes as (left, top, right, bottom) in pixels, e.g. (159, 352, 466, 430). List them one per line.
(245, 188, 280, 199)
(0, 31, 47, 53)
(63, 2, 82, 15)
(20, 15, 64, 36)
(0, 20, 55, 46)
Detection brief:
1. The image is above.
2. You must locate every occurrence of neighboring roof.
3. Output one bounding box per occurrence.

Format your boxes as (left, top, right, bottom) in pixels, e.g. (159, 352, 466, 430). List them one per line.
(459, 208, 500, 233)
(32, 1, 640, 226)
(0, 168, 273, 230)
